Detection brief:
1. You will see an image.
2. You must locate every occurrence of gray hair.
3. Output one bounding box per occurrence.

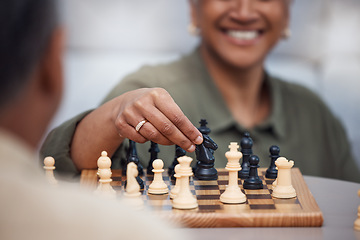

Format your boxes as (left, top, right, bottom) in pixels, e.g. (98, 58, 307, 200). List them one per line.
(0, 0, 59, 110)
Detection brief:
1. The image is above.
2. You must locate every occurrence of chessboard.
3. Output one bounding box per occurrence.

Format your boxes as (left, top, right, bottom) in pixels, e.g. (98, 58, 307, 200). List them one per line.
(80, 168, 323, 228)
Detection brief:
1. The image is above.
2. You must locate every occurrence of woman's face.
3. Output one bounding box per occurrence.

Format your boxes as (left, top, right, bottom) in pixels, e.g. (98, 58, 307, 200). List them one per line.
(190, 0, 290, 69)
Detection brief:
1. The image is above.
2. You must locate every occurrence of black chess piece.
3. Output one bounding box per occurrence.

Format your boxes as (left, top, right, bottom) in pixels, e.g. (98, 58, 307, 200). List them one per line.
(198, 119, 211, 135)
(194, 134, 218, 180)
(168, 145, 186, 180)
(243, 155, 263, 190)
(238, 132, 253, 179)
(147, 141, 160, 175)
(124, 139, 144, 189)
(265, 145, 280, 179)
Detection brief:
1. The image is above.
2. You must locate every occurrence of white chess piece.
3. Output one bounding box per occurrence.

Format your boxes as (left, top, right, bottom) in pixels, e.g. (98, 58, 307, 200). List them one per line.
(123, 162, 144, 209)
(272, 157, 296, 199)
(124, 162, 141, 197)
(272, 166, 279, 189)
(43, 156, 57, 185)
(220, 142, 246, 204)
(272, 178, 278, 189)
(170, 164, 181, 199)
(354, 190, 360, 231)
(148, 159, 168, 194)
(94, 151, 116, 199)
(172, 156, 198, 209)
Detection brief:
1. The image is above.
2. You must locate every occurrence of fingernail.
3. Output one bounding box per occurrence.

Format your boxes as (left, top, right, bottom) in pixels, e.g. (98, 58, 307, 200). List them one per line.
(187, 145, 196, 152)
(194, 135, 203, 144)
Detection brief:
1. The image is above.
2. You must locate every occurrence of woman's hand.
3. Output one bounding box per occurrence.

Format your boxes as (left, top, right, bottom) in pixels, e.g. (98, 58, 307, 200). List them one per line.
(113, 88, 203, 152)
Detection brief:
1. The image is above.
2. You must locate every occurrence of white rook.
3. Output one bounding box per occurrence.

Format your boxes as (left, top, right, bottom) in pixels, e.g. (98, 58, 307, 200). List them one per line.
(272, 157, 296, 199)
(172, 156, 198, 209)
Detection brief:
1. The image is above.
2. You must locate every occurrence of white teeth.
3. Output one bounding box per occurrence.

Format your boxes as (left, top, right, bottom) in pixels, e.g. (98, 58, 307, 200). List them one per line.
(227, 30, 258, 40)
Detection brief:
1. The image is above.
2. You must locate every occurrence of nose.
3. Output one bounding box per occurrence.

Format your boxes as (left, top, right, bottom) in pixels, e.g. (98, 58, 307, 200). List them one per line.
(229, 0, 258, 22)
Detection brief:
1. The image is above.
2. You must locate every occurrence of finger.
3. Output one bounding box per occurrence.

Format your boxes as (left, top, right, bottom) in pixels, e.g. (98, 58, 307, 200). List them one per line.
(117, 106, 172, 145)
(139, 106, 197, 152)
(114, 113, 148, 143)
(137, 121, 173, 145)
(117, 123, 148, 143)
(151, 89, 203, 145)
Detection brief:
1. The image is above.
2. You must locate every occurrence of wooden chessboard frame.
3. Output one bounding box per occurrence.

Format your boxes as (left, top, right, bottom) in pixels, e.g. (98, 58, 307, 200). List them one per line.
(80, 168, 323, 228)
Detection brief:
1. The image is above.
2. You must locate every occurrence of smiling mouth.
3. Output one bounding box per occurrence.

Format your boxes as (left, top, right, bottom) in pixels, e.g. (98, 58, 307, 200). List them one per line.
(226, 30, 262, 41)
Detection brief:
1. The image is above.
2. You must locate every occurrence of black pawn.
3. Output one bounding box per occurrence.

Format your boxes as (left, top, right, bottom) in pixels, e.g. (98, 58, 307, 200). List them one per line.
(238, 132, 253, 179)
(168, 145, 186, 180)
(147, 141, 160, 175)
(243, 155, 263, 190)
(265, 145, 280, 179)
(124, 139, 144, 189)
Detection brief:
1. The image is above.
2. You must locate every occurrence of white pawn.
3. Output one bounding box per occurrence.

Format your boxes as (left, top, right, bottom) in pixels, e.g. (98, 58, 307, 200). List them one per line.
(94, 151, 116, 199)
(272, 157, 296, 199)
(220, 142, 246, 204)
(43, 156, 57, 185)
(170, 164, 181, 199)
(148, 159, 168, 195)
(172, 156, 198, 210)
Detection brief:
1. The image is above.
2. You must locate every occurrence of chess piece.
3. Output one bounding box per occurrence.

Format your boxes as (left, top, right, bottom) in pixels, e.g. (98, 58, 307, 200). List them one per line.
(147, 141, 160, 175)
(198, 119, 211, 135)
(272, 157, 296, 199)
(194, 134, 218, 180)
(168, 145, 186, 180)
(94, 151, 116, 199)
(220, 143, 246, 204)
(126, 139, 144, 176)
(170, 164, 181, 199)
(243, 155, 263, 190)
(354, 190, 360, 231)
(124, 139, 144, 189)
(266, 145, 280, 179)
(238, 132, 252, 179)
(124, 162, 141, 197)
(124, 162, 144, 209)
(43, 156, 57, 185)
(148, 159, 168, 195)
(172, 156, 198, 209)
(272, 178, 278, 189)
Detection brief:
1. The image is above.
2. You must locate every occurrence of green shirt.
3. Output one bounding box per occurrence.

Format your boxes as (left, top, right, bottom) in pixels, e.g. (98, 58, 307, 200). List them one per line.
(41, 49, 360, 182)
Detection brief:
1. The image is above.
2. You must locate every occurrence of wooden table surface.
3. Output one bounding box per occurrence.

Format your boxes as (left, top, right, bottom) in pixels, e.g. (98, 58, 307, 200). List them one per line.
(182, 176, 360, 240)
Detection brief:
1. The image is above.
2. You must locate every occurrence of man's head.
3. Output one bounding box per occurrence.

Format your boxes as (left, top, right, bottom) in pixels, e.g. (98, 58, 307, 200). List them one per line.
(0, 0, 64, 149)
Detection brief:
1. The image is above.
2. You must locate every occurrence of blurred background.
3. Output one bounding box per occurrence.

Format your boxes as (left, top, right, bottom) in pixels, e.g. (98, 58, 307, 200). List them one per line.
(52, 0, 360, 168)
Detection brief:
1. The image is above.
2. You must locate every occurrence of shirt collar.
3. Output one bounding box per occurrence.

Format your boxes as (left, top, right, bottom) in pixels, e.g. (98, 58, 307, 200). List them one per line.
(189, 49, 286, 140)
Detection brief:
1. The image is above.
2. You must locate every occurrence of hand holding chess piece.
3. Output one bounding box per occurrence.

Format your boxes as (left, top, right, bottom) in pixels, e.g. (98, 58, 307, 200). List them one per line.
(43, 156, 57, 185)
(272, 157, 296, 199)
(220, 142, 246, 204)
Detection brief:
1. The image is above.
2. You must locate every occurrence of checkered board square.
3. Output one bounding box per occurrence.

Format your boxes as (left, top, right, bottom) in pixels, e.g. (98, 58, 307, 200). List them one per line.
(80, 168, 323, 227)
